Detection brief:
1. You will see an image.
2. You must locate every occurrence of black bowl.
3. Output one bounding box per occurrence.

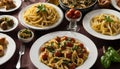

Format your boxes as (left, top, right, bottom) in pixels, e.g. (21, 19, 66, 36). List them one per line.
(59, 0, 97, 14)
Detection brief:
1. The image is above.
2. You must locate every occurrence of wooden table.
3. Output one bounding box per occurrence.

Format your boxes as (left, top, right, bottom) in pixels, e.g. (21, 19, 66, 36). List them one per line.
(0, 0, 120, 69)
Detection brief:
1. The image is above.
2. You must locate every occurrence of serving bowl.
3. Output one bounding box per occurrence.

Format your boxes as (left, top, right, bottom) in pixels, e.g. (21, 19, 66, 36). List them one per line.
(111, 0, 120, 11)
(59, 0, 97, 13)
(17, 29, 34, 43)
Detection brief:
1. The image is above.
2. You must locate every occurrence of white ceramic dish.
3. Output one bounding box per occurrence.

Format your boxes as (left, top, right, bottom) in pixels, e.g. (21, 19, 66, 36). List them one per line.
(0, 15, 18, 32)
(83, 9, 120, 40)
(0, 0, 22, 12)
(17, 29, 34, 43)
(0, 33, 16, 65)
(18, 3, 63, 30)
(111, 0, 120, 11)
(30, 31, 98, 69)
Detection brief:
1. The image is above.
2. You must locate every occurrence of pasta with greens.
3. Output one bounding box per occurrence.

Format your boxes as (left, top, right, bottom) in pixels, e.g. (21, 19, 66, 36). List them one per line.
(90, 14, 120, 36)
(23, 3, 60, 28)
(39, 36, 89, 69)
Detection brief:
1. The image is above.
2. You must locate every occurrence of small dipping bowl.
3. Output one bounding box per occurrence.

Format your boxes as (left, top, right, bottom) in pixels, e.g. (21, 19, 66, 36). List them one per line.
(17, 29, 34, 43)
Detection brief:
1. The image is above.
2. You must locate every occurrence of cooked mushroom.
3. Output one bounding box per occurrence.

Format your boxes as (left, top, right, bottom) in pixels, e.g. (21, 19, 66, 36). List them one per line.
(0, 21, 8, 30)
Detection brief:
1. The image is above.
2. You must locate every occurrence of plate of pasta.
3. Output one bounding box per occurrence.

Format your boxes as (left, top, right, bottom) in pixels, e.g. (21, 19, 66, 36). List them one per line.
(83, 9, 120, 40)
(0, 0, 22, 12)
(30, 31, 98, 69)
(18, 3, 63, 30)
(0, 33, 16, 65)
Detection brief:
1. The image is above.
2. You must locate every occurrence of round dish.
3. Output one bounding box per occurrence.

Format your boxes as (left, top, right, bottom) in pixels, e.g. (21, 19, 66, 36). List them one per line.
(30, 31, 98, 69)
(0, 0, 22, 12)
(59, 0, 97, 13)
(0, 15, 18, 32)
(111, 0, 120, 11)
(17, 29, 34, 43)
(18, 3, 63, 30)
(83, 9, 120, 40)
(0, 33, 16, 65)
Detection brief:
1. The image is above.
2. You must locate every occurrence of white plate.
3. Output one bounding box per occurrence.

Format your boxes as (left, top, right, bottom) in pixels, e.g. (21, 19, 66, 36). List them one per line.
(30, 31, 98, 69)
(18, 3, 63, 30)
(0, 15, 18, 32)
(83, 9, 120, 40)
(0, 33, 16, 65)
(111, 0, 120, 11)
(0, 0, 22, 12)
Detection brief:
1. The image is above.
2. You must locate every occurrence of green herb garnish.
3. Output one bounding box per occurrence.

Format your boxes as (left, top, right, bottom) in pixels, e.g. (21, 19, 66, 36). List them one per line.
(101, 46, 120, 69)
(36, 4, 46, 13)
(72, 45, 78, 51)
(46, 46, 54, 53)
(105, 16, 114, 23)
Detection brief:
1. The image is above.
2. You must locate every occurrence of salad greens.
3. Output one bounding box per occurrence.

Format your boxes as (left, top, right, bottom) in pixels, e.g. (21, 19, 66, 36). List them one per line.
(101, 46, 120, 69)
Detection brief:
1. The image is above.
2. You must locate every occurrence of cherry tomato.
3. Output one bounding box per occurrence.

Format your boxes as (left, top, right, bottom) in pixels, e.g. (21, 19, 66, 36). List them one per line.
(70, 38, 75, 43)
(69, 63, 76, 69)
(55, 36, 60, 42)
(66, 42, 73, 47)
(69, 8, 75, 14)
(40, 47, 45, 52)
(74, 10, 81, 18)
(66, 52, 72, 58)
(66, 11, 72, 18)
(54, 51, 62, 57)
(42, 53, 48, 60)
(72, 15, 77, 19)
(79, 43, 84, 48)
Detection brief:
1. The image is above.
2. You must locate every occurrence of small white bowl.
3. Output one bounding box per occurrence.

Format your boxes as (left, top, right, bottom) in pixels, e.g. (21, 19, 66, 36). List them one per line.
(17, 29, 34, 43)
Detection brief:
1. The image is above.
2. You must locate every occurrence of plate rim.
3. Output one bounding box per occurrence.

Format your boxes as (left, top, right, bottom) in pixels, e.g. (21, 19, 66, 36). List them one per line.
(0, 33, 16, 65)
(18, 2, 64, 30)
(0, 15, 19, 32)
(83, 9, 120, 40)
(0, 0, 22, 12)
(111, 0, 120, 11)
(30, 31, 98, 69)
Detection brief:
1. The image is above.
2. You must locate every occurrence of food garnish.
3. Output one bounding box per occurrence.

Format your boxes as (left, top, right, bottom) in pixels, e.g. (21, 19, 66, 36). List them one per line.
(105, 16, 114, 23)
(101, 46, 120, 69)
(36, 4, 46, 13)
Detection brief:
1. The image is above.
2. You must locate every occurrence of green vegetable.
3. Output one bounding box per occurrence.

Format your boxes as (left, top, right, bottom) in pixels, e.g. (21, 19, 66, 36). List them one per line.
(72, 45, 78, 51)
(105, 16, 114, 23)
(36, 4, 46, 13)
(101, 46, 120, 69)
(46, 46, 54, 53)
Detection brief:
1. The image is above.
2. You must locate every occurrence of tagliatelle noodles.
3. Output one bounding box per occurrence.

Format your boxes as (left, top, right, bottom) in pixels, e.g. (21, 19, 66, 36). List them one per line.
(90, 14, 120, 36)
(23, 3, 60, 28)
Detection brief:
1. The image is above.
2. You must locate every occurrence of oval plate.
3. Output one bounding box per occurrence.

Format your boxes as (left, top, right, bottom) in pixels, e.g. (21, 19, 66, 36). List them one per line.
(30, 31, 98, 69)
(19, 3, 63, 30)
(83, 9, 120, 40)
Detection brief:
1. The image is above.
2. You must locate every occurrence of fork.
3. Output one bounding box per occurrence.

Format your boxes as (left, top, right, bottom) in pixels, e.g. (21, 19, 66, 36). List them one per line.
(16, 44, 25, 69)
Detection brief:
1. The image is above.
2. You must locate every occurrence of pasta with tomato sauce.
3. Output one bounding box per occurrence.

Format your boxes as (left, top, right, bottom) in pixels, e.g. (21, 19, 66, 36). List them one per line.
(39, 36, 89, 69)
